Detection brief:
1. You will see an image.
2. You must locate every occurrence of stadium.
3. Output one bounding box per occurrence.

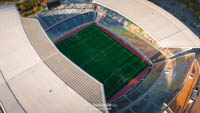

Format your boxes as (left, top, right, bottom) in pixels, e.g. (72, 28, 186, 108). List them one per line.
(0, 0, 200, 113)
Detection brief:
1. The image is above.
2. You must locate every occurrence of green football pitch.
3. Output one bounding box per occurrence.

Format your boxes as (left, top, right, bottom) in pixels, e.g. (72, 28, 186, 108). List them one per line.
(56, 24, 148, 100)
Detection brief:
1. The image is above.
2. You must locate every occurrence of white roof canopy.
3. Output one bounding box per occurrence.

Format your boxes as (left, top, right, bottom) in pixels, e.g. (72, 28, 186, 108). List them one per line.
(93, 0, 200, 48)
(0, 5, 101, 113)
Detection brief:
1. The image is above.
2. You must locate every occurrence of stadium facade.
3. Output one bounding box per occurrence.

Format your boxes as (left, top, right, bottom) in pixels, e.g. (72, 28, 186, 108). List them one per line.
(0, 0, 200, 113)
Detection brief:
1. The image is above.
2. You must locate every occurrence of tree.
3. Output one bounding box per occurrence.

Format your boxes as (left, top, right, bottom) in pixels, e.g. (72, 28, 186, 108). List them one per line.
(196, 11, 200, 20)
(20, 4, 26, 11)
(42, 0, 48, 7)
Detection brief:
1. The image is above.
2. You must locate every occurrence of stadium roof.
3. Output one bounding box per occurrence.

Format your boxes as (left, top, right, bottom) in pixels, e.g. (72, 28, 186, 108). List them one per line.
(0, 5, 102, 113)
(93, 0, 200, 48)
(0, 1, 199, 113)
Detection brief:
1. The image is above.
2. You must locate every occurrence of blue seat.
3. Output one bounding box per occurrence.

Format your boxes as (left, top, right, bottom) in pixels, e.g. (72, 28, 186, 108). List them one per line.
(101, 15, 112, 25)
(127, 89, 142, 101)
(75, 15, 85, 26)
(31, 16, 38, 19)
(38, 19, 48, 30)
(54, 23, 69, 36)
(65, 13, 75, 19)
(81, 13, 88, 23)
(87, 12, 94, 22)
(31, 16, 48, 30)
(110, 19, 120, 26)
(38, 11, 57, 27)
(47, 29, 61, 39)
(51, 9, 66, 21)
(73, 0, 91, 3)
(64, 18, 78, 30)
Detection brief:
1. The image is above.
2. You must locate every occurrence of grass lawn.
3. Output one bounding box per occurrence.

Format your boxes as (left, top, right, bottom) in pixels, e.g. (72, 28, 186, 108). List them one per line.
(56, 24, 148, 100)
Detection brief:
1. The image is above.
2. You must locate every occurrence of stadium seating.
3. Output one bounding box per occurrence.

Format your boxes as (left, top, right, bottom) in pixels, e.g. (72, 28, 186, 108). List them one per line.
(95, 5, 162, 60)
(32, 3, 95, 32)
(72, 0, 92, 3)
(83, 12, 94, 23)
(167, 48, 190, 55)
(110, 53, 195, 113)
(26, 2, 196, 113)
(96, 4, 190, 59)
(23, 2, 199, 113)
(110, 61, 166, 112)
(50, 9, 67, 21)
(101, 15, 112, 26)
(31, 15, 48, 30)
(32, 3, 95, 41)
(32, 3, 168, 63)
(32, 2, 188, 61)
(75, 14, 85, 25)
(46, 29, 61, 41)
(53, 22, 69, 37)
(32, 3, 94, 40)
(65, 18, 78, 29)
(37, 10, 57, 27)
(45, 11, 94, 41)
(22, 18, 107, 113)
